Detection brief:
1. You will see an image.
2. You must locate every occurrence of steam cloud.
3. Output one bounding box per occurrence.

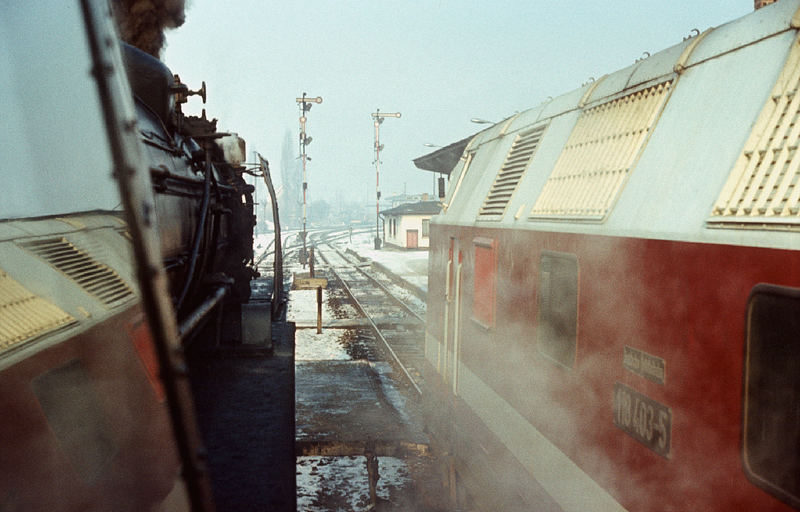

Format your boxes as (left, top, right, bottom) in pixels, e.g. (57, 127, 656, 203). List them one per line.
(111, 0, 187, 57)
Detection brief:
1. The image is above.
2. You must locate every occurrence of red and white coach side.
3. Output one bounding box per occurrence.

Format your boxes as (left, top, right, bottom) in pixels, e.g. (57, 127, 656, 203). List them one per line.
(424, 2, 800, 511)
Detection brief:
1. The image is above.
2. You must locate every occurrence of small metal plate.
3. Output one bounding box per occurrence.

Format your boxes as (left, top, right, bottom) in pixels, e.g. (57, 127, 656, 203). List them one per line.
(613, 382, 672, 458)
(623, 346, 666, 384)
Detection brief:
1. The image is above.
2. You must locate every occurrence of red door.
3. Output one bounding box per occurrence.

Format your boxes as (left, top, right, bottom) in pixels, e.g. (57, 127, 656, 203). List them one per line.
(406, 229, 418, 249)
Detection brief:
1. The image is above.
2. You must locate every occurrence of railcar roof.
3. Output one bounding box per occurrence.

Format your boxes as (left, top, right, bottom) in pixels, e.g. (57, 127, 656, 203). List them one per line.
(436, 0, 800, 251)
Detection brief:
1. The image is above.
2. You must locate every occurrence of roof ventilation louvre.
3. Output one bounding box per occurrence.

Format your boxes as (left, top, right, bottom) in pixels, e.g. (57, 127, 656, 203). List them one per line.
(530, 80, 673, 221)
(0, 269, 76, 352)
(19, 238, 135, 307)
(710, 41, 800, 230)
(478, 123, 548, 220)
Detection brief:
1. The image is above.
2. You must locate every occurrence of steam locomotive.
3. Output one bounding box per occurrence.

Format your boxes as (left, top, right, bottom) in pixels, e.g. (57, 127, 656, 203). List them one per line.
(122, 41, 256, 318)
(0, 2, 255, 510)
(423, 2, 800, 511)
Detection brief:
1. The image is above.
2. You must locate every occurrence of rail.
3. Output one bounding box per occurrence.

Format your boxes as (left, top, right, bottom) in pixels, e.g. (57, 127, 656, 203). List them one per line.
(314, 242, 424, 396)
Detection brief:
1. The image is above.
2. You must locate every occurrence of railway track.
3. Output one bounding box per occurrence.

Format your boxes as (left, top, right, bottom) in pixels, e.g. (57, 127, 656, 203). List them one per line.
(312, 240, 426, 395)
(257, 227, 373, 269)
(287, 229, 452, 510)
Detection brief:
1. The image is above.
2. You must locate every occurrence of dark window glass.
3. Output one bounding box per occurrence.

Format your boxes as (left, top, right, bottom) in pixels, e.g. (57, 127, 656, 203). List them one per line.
(33, 360, 115, 482)
(537, 251, 578, 368)
(743, 284, 800, 509)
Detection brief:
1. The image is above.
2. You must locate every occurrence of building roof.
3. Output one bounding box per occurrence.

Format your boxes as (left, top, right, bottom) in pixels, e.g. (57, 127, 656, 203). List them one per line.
(381, 200, 441, 216)
(412, 136, 473, 176)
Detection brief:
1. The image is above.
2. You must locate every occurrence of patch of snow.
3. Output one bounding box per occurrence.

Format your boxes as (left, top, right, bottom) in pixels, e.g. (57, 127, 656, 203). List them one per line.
(296, 456, 410, 511)
(295, 328, 352, 361)
(337, 231, 429, 292)
(288, 287, 335, 326)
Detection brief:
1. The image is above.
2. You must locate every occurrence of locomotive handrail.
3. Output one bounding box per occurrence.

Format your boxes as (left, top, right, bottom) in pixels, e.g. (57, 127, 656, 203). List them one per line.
(258, 154, 284, 320)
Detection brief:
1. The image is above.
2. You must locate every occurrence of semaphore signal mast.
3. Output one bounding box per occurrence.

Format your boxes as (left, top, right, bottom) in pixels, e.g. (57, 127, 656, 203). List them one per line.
(296, 93, 322, 265)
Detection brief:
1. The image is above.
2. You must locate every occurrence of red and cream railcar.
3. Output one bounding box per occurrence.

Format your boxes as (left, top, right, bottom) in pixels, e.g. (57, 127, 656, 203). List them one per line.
(0, 2, 253, 510)
(424, 2, 800, 511)
(1, 4, 191, 510)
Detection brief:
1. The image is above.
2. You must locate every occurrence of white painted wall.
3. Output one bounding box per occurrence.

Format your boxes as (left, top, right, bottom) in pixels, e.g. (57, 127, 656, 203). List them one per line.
(384, 213, 432, 248)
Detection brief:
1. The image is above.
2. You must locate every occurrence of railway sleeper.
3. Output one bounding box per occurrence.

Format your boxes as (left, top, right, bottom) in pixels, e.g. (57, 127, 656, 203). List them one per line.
(374, 320, 421, 331)
(296, 439, 431, 510)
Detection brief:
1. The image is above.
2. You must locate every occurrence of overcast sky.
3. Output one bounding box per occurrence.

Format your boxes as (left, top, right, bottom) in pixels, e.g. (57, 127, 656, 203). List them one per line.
(163, 1, 753, 206)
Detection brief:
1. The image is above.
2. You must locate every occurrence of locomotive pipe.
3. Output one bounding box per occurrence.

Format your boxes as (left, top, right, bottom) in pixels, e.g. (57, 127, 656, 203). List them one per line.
(189, 170, 224, 308)
(179, 285, 228, 340)
(257, 154, 284, 320)
(149, 165, 238, 192)
(176, 147, 213, 310)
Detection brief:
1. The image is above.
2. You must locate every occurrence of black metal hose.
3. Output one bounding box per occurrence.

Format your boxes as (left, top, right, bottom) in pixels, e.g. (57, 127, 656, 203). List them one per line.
(177, 153, 212, 311)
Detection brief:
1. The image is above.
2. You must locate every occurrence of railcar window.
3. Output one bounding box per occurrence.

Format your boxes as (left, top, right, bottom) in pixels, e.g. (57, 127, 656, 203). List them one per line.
(32, 360, 115, 482)
(471, 238, 496, 328)
(536, 251, 578, 368)
(742, 284, 800, 509)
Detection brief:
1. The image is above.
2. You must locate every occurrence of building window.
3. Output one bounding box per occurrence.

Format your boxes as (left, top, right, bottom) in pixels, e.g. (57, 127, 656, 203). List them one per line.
(742, 284, 800, 509)
(472, 238, 496, 328)
(422, 219, 430, 238)
(537, 251, 578, 368)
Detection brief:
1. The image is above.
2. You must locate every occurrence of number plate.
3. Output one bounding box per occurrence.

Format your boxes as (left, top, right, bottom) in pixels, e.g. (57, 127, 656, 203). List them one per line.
(613, 382, 672, 458)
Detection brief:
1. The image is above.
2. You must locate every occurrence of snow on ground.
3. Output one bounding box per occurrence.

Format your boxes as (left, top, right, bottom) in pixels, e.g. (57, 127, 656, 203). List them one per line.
(253, 233, 273, 250)
(294, 328, 352, 361)
(287, 287, 335, 327)
(289, 230, 433, 509)
(338, 231, 429, 292)
(296, 456, 410, 511)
